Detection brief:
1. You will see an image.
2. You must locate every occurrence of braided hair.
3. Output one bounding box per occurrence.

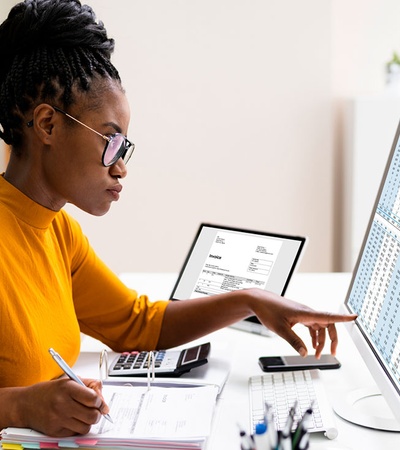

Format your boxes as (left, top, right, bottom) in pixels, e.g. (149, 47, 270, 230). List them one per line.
(0, 0, 121, 152)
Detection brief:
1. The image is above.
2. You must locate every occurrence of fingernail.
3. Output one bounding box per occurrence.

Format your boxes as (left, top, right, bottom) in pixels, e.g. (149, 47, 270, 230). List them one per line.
(299, 347, 307, 357)
(100, 403, 110, 415)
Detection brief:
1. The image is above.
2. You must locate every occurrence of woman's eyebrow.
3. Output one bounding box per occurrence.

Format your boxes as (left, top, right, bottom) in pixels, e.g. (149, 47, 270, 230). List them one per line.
(102, 121, 123, 134)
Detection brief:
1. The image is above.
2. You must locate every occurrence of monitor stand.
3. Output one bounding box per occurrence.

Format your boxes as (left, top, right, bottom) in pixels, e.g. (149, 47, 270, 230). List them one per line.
(333, 386, 400, 431)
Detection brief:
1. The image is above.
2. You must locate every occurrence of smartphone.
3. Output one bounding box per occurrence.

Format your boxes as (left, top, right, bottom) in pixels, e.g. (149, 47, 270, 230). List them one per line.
(258, 354, 341, 372)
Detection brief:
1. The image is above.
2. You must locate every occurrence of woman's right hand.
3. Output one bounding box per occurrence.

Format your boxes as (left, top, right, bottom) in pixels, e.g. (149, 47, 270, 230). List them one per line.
(8, 378, 109, 437)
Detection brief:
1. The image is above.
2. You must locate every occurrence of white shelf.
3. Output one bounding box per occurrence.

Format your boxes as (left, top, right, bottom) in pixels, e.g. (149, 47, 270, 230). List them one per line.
(342, 94, 400, 271)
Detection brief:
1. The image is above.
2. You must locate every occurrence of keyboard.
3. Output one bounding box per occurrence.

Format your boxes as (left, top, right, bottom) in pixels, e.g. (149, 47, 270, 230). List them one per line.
(249, 369, 338, 439)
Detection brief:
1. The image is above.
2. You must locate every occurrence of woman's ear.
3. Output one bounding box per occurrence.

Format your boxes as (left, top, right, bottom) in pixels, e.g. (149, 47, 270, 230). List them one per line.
(31, 104, 56, 145)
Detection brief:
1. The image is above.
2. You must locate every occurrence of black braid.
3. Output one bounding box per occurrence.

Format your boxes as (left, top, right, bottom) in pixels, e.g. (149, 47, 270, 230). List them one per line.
(0, 0, 121, 152)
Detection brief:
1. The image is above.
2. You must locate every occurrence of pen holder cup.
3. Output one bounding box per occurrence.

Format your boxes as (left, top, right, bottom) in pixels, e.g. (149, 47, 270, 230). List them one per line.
(277, 430, 309, 450)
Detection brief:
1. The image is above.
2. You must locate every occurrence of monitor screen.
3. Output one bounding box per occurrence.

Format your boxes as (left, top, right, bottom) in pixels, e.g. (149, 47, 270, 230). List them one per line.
(343, 121, 400, 429)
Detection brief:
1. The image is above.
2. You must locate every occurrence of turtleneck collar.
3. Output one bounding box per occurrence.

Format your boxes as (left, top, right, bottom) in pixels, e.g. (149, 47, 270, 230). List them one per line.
(0, 174, 59, 229)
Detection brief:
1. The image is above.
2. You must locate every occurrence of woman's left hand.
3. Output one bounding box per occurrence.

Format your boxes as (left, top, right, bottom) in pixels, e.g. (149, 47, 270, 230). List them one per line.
(249, 289, 357, 357)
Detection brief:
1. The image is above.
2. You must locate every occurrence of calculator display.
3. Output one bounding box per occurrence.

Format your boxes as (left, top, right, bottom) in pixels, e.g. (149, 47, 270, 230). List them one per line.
(182, 346, 200, 364)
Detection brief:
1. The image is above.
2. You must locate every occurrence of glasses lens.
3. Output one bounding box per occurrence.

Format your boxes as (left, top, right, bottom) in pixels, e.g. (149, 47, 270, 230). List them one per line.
(103, 134, 133, 167)
(123, 141, 135, 165)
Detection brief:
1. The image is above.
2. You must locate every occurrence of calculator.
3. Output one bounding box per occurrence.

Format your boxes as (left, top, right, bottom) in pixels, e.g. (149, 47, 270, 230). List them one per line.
(108, 342, 211, 377)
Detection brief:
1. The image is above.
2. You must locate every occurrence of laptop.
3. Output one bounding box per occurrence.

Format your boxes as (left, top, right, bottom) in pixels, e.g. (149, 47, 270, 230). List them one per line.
(170, 223, 306, 335)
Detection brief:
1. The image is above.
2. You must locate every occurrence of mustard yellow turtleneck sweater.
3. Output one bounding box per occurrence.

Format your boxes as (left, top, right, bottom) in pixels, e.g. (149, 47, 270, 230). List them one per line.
(0, 175, 168, 387)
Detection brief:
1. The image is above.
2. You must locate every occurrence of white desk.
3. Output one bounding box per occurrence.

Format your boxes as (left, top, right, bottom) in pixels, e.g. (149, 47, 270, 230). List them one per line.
(77, 273, 400, 450)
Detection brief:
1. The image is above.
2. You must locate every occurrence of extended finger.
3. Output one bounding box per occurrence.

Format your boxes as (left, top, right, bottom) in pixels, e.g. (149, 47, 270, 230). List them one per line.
(309, 327, 318, 350)
(300, 311, 357, 326)
(314, 327, 326, 358)
(328, 323, 339, 355)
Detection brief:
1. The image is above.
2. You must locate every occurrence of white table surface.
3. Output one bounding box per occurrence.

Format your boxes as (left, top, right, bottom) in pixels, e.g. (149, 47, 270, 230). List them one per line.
(77, 272, 400, 450)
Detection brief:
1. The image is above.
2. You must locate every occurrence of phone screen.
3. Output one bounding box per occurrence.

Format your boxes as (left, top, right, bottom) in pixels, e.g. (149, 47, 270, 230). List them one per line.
(258, 354, 341, 372)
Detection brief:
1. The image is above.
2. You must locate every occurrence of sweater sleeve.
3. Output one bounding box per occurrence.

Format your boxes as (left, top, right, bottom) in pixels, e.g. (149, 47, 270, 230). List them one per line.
(60, 212, 169, 352)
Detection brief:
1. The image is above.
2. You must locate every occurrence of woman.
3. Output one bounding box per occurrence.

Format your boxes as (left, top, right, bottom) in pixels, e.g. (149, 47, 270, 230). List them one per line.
(0, 0, 356, 437)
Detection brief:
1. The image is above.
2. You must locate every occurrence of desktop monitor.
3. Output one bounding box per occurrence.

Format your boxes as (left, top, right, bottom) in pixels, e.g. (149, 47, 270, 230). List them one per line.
(337, 120, 400, 431)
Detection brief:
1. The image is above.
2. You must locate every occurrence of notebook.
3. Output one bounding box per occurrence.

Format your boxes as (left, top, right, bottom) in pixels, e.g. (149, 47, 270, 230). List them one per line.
(2, 384, 218, 449)
(170, 223, 306, 335)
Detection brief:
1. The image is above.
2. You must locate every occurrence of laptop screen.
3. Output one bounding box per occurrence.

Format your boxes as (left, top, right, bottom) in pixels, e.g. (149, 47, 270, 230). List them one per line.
(170, 224, 306, 330)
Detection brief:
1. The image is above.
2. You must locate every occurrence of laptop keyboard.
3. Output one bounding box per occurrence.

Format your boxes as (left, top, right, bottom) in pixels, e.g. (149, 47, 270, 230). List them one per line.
(249, 370, 338, 439)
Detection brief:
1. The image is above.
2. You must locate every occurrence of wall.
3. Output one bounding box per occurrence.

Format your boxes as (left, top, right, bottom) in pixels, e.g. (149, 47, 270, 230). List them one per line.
(67, 0, 334, 275)
(331, 0, 400, 270)
(2, 1, 399, 275)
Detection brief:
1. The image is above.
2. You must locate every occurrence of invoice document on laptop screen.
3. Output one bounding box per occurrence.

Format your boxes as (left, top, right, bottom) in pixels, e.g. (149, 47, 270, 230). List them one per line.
(170, 224, 306, 302)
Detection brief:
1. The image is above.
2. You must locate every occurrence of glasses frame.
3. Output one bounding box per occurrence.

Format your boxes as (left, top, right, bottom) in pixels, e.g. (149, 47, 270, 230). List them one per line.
(27, 105, 134, 167)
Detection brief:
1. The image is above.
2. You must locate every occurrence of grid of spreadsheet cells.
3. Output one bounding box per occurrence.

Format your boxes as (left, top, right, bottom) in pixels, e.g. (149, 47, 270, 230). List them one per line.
(347, 137, 400, 386)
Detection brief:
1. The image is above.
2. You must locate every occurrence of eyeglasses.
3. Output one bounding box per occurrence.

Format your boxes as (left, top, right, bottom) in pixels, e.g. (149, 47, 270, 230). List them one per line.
(28, 106, 135, 167)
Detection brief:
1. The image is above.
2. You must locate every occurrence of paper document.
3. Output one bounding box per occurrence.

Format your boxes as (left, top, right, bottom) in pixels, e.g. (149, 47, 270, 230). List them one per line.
(191, 230, 282, 298)
(1, 384, 218, 449)
(97, 384, 217, 438)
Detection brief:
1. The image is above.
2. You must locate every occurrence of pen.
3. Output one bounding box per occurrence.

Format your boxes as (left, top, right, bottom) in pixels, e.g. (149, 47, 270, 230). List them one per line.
(237, 423, 255, 450)
(292, 404, 313, 449)
(240, 432, 255, 450)
(253, 421, 269, 450)
(265, 403, 278, 450)
(279, 401, 297, 450)
(49, 348, 113, 424)
(297, 430, 310, 450)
